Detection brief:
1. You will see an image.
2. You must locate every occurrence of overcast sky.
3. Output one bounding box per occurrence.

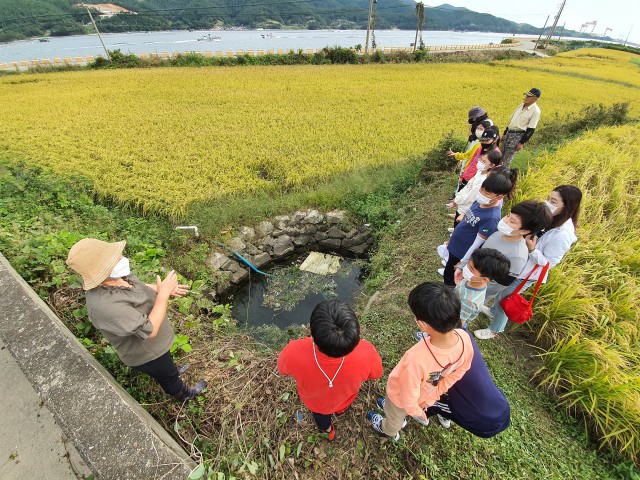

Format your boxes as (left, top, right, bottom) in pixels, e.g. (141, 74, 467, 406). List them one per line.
(426, 1, 638, 44)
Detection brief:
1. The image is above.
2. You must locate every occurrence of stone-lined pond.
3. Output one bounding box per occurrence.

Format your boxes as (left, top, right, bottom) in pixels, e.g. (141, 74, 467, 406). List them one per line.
(230, 254, 365, 330)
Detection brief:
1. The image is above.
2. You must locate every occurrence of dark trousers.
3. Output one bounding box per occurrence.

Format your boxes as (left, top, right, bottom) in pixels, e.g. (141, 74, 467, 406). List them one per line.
(443, 252, 461, 286)
(132, 351, 185, 396)
(453, 211, 462, 229)
(311, 412, 332, 431)
(425, 394, 451, 419)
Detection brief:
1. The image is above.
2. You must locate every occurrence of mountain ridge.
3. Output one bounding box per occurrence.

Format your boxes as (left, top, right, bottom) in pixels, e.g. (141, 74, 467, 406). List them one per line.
(0, 0, 607, 43)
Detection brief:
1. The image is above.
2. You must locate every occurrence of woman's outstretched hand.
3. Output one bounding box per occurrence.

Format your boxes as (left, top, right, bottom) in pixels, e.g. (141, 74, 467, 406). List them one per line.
(156, 270, 179, 299)
(171, 284, 190, 297)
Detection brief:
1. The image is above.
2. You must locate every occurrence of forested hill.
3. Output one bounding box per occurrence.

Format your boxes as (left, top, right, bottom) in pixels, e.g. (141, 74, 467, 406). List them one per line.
(0, 0, 586, 43)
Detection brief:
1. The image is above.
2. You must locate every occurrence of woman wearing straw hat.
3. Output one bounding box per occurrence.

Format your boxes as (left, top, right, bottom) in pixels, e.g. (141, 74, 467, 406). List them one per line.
(66, 238, 206, 401)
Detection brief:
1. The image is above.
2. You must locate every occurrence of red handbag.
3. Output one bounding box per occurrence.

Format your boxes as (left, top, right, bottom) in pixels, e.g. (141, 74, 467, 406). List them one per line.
(499, 263, 550, 324)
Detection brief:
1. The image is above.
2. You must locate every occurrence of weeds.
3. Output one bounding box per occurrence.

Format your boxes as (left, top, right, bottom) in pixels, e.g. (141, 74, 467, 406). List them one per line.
(531, 102, 630, 147)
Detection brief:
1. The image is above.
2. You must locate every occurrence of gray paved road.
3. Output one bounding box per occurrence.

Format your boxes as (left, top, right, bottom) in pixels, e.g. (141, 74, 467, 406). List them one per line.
(0, 338, 92, 480)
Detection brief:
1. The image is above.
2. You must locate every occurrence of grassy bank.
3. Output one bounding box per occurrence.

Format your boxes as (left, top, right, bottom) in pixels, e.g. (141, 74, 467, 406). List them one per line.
(357, 171, 622, 479)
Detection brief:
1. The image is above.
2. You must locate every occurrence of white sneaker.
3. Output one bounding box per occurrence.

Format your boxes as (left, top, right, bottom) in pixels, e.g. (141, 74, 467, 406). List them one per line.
(437, 244, 449, 261)
(436, 414, 451, 429)
(437, 268, 445, 276)
(412, 415, 430, 427)
(447, 227, 455, 233)
(474, 328, 497, 340)
(480, 305, 494, 319)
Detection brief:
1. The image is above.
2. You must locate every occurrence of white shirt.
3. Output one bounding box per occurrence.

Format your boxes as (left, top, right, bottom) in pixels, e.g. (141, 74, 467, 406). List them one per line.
(507, 102, 542, 131)
(519, 219, 577, 283)
(454, 170, 487, 215)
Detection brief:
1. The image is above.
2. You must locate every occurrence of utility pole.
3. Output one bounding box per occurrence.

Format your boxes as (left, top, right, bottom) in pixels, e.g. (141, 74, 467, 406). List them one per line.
(365, 0, 374, 54)
(623, 25, 633, 46)
(534, 15, 550, 49)
(544, 0, 566, 45)
(86, 7, 111, 61)
(414, 2, 425, 52)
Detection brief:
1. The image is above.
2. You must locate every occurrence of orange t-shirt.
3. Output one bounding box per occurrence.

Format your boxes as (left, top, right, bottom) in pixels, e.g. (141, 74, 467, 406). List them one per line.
(277, 337, 383, 414)
(386, 328, 474, 419)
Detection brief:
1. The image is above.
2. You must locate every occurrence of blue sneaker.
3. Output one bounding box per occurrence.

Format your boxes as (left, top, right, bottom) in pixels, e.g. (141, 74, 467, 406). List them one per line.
(367, 411, 400, 440)
(376, 397, 385, 410)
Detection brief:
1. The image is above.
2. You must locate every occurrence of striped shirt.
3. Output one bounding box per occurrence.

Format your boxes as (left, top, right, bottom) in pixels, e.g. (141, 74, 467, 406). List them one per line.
(455, 280, 487, 328)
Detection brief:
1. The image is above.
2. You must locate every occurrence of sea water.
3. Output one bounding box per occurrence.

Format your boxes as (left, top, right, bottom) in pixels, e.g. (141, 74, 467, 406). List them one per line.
(0, 29, 527, 63)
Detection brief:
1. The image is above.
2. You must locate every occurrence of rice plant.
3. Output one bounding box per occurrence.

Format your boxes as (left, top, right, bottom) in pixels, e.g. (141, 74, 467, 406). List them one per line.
(0, 49, 638, 217)
(522, 124, 640, 463)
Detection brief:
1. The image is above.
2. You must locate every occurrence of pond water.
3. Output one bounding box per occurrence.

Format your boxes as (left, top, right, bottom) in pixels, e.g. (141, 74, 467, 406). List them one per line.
(230, 255, 365, 330)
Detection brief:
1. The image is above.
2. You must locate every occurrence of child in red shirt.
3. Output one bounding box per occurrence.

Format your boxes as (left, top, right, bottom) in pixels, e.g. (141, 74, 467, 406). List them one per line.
(277, 300, 383, 440)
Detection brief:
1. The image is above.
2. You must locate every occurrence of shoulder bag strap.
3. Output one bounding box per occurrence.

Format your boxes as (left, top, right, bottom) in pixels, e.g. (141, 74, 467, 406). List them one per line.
(512, 264, 540, 296)
(527, 263, 551, 307)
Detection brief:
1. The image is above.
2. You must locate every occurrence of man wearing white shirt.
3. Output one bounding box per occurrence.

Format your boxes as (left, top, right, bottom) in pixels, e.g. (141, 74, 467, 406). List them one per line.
(502, 88, 542, 167)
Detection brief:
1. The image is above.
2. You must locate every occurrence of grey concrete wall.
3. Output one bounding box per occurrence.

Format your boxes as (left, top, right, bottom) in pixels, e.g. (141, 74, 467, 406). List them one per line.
(0, 254, 196, 480)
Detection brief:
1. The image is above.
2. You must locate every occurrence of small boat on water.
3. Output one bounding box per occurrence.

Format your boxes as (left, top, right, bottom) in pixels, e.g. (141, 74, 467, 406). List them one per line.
(38, 38, 49, 43)
(198, 34, 222, 42)
(261, 33, 274, 39)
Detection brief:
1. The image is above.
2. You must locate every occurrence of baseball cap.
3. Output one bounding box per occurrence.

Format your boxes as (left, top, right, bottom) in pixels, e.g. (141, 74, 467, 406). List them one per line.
(524, 88, 541, 98)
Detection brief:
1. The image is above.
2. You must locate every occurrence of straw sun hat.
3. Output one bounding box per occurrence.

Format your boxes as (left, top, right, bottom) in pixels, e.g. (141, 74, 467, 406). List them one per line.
(66, 238, 126, 290)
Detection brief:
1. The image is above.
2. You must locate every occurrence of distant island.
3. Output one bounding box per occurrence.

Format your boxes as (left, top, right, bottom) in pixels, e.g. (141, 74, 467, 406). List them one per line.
(0, 0, 613, 43)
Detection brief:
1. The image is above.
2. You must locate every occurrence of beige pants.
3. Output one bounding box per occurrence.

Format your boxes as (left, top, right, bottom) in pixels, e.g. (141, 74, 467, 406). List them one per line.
(381, 397, 409, 436)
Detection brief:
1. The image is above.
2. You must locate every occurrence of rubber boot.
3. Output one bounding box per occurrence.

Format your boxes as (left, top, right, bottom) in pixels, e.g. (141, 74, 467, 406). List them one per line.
(175, 380, 207, 401)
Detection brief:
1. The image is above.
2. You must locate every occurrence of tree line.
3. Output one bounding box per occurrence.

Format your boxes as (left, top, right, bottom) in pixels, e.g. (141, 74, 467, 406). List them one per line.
(0, 0, 602, 43)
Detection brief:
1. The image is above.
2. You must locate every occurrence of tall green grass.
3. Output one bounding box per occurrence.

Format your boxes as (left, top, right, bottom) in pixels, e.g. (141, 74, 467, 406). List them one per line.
(515, 124, 640, 464)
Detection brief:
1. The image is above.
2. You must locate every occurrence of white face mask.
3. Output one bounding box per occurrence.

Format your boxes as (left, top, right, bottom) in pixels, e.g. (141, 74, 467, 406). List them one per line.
(497, 218, 516, 235)
(462, 265, 475, 281)
(476, 192, 493, 205)
(110, 257, 130, 278)
(475, 128, 485, 138)
(476, 161, 488, 172)
(544, 200, 559, 215)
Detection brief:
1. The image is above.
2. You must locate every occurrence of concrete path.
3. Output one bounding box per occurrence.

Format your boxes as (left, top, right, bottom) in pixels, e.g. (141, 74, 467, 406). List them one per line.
(0, 337, 92, 480)
(0, 253, 196, 480)
(428, 39, 548, 57)
(511, 39, 549, 57)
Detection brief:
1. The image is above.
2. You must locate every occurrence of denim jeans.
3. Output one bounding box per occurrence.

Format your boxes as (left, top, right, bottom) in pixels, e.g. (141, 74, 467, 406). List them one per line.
(488, 279, 534, 333)
(483, 280, 508, 304)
